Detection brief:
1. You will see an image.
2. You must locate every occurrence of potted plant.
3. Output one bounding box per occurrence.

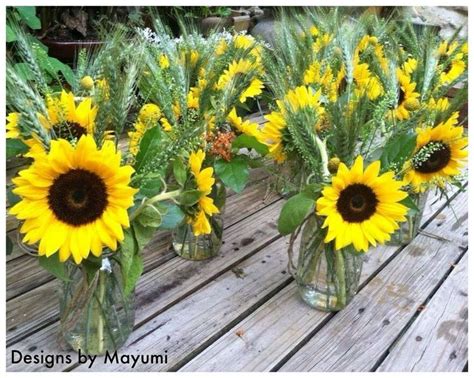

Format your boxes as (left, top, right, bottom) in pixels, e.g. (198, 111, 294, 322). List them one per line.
(36, 6, 144, 62)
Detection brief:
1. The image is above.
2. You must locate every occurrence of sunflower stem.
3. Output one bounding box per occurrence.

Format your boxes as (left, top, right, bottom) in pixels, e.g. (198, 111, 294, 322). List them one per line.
(130, 189, 182, 221)
(334, 248, 347, 308)
(315, 136, 330, 180)
(96, 270, 106, 354)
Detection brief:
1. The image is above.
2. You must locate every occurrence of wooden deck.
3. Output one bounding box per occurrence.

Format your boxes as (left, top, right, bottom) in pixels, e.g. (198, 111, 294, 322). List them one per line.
(5, 114, 468, 372)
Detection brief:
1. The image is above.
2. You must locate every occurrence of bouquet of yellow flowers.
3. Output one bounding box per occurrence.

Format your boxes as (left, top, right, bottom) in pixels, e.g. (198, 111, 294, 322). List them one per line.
(130, 20, 269, 260)
(260, 8, 467, 311)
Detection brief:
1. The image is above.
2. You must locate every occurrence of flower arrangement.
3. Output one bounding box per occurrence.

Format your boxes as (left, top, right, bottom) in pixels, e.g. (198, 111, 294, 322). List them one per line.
(5, 7, 468, 357)
(132, 22, 269, 259)
(260, 9, 467, 310)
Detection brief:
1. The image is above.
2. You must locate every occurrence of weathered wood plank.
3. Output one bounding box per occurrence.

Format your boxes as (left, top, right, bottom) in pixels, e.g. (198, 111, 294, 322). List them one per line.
(6, 176, 279, 299)
(6, 198, 283, 345)
(73, 237, 292, 372)
(178, 186, 464, 371)
(377, 253, 468, 372)
(278, 189, 467, 372)
(180, 245, 397, 372)
(7, 234, 290, 372)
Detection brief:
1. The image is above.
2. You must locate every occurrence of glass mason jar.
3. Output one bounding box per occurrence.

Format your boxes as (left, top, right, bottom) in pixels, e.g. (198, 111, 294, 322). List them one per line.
(172, 179, 226, 260)
(388, 191, 429, 246)
(273, 160, 308, 198)
(295, 214, 364, 312)
(59, 255, 135, 355)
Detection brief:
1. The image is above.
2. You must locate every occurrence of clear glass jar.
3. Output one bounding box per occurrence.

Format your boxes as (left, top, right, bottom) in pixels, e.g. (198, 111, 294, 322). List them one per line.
(59, 256, 135, 355)
(388, 191, 429, 246)
(273, 160, 308, 198)
(295, 214, 363, 312)
(172, 179, 226, 260)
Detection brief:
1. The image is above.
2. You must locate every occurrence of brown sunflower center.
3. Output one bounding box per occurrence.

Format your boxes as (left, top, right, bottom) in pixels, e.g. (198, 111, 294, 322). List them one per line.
(53, 122, 87, 140)
(397, 89, 406, 106)
(337, 184, 378, 222)
(413, 141, 451, 174)
(48, 169, 108, 226)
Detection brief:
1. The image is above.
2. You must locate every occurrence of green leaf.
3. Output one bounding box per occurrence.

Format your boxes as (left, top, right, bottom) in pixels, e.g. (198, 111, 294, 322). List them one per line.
(120, 228, 136, 277)
(134, 126, 163, 172)
(380, 132, 417, 172)
(401, 195, 420, 217)
(301, 183, 323, 198)
(136, 205, 163, 228)
(46, 57, 75, 87)
(17, 6, 41, 30)
(7, 139, 28, 158)
(277, 192, 315, 235)
(138, 173, 165, 198)
(173, 158, 187, 186)
(7, 186, 21, 206)
(6, 25, 17, 42)
(132, 222, 155, 251)
(6, 235, 13, 255)
(160, 203, 185, 230)
(123, 253, 143, 296)
(232, 134, 269, 155)
(39, 254, 70, 281)
(178, 189, 202, 206)
(214, 156, 250, 193)
(13, 62, 35, 81)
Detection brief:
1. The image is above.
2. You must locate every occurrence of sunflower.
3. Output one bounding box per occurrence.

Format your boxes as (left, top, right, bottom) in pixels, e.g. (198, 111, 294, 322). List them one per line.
(10, 135, 137, 263)
(284, 86, 324, 114)
(128, 103, 164, 156)
(259, 86, 324, 163)
(234, 34, 254, 49)
(39, 90, 98, 140)
(439, 53, 465, 85)
(259, 110, 287, 163)
(159, 54, 170, 69)
(216, 59, 255, 90)
(215, 39, 227, 56)
(427, 97, 450, 112)
(239, 78, 264, 103)
(403, 112, 467, 192)
(188, 150, 219, 236)
(227, 107, 260, 138)
(392, 70, 420, 120)
(6, 112, 20, 139)
(316, 156, 408, 252)
(353, 63, 383, 100)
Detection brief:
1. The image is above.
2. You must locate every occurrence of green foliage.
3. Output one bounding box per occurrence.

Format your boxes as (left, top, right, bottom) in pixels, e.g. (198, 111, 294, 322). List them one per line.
(173, 158, 188, 186)
(232, 134, 269, 155)
(136, 205, 163, 228)
(6, 139, 28, 158)
(134, 126, 164, 173)
(278, 191, 315, 235)
(214, 156, 249, 193)
(178, 190, 203, 206)
(16, 6, 41, 30)
(39, 254, 70, 282)
(160, 203, 186, 229)
(124, 253, 143, 296)
(380, 132, 417, 173)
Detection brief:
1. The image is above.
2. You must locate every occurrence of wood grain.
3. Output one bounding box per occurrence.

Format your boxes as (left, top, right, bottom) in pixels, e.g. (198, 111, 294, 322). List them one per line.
(6, 199, 283, 345)
(279, 190, 467, 372)
(377, 253, 468, 372)
(178, 186, 465, 372)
